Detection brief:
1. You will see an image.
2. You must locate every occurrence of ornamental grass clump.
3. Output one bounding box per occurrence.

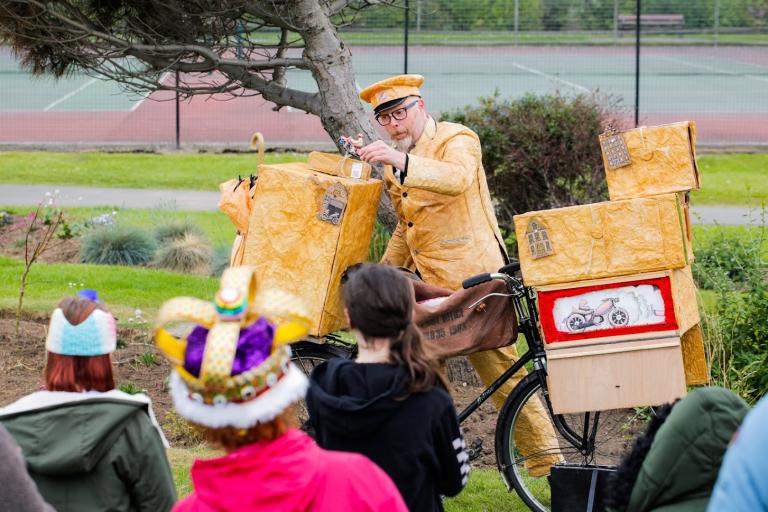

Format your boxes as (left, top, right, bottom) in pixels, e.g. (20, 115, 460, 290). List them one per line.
(81, 225, 156, 266)
(154, 219, 204, 245)
(155, 232, 212, 275)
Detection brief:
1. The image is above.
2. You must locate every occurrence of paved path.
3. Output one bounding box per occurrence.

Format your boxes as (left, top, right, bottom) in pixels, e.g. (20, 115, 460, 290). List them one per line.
(0, 184, 763, 226)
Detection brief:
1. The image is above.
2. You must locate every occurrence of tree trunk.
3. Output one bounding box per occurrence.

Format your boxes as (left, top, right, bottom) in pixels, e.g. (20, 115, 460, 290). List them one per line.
(292, 0, 398, 232)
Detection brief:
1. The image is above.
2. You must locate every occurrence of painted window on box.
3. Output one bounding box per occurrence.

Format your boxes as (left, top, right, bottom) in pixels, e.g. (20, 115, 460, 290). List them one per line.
(525, 218, 553, 259)
(552, 285, 665, 334)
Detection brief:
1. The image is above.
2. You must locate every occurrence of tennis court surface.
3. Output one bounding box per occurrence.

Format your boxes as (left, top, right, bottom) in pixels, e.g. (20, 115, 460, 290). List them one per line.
(1, 45, 766, 146)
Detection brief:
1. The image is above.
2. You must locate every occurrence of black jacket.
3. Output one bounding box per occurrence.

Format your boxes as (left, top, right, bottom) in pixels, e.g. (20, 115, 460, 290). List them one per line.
(307, 359, 468, 512)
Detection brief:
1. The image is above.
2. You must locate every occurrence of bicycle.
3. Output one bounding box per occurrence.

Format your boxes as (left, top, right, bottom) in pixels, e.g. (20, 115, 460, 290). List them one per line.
(291, 263, 639, 511)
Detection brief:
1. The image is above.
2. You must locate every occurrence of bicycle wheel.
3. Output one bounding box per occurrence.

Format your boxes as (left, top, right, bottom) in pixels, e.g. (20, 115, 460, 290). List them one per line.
(290, 340, 354, 435)
(495, 373, 642, 512)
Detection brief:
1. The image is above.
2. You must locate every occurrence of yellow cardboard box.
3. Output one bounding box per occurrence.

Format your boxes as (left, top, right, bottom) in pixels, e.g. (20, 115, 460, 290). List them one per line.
(514, 193, 693, 287)
(243, 163, 382, 336)
(600, 121, 700, 201)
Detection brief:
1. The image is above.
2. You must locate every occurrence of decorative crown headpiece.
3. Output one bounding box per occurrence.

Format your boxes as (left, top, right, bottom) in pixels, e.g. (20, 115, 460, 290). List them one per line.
(154, 266, 311, 429)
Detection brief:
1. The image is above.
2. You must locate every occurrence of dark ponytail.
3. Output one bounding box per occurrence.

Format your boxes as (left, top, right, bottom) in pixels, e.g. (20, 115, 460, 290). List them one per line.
(343, 264, 449, 394)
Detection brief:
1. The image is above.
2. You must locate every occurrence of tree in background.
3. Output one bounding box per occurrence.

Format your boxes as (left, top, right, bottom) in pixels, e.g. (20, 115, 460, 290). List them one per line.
(0, 0, 399, 227)
(443, 92, 622, 229)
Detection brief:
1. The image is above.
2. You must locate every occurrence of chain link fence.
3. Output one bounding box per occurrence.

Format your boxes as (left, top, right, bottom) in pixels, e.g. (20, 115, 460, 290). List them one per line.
(0, 0, 766, 148)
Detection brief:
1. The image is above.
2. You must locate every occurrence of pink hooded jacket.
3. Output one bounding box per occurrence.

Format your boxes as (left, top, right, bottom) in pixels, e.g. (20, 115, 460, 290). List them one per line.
(173, 428, 407, 512)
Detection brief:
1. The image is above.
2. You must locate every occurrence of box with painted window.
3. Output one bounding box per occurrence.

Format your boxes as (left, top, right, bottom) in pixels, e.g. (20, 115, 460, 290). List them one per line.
(243, 158, 381, 336)
(600, 121, 700, 201)
(514, 193, 693, 287)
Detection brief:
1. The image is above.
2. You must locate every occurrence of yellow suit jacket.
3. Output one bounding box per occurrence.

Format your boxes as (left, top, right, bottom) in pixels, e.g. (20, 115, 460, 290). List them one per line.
(381, 119, 507, 289)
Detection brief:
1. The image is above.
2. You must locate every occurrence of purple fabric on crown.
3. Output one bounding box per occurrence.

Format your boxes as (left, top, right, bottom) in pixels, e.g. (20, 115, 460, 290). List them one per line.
(183, 317, 276, 377)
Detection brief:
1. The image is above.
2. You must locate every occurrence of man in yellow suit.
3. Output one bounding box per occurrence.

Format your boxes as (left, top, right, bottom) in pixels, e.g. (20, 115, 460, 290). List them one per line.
(347, 74, 562, 476)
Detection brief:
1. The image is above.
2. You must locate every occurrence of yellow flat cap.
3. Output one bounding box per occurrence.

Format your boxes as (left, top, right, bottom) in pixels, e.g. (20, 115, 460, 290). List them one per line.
(359, 74, 425, 113)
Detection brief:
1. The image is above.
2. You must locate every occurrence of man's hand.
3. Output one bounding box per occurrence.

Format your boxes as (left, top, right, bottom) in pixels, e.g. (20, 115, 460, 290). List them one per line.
(357, 140, 407, 169)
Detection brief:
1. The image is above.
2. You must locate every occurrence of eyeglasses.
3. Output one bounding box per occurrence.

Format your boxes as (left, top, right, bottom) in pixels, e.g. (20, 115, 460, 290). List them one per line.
(375, 99, 420, 126)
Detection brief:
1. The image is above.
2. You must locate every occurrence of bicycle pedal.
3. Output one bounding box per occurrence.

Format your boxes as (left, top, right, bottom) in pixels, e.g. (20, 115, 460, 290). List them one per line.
(467, 438, 483, 462)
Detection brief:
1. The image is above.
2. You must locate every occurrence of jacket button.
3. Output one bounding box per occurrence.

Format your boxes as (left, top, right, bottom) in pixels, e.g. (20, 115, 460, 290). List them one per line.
(402, 192, 408, 198)
(407, 222, 413, 227)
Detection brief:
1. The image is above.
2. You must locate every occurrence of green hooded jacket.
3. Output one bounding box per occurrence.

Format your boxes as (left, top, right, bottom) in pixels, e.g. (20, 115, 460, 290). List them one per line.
(0, 391, 176, 512)
(625, 387, 749, 512)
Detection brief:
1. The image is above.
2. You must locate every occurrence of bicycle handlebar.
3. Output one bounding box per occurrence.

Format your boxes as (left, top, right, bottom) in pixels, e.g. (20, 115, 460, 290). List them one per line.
(462, 273, 492, 289)
(462, 261, 522, 289)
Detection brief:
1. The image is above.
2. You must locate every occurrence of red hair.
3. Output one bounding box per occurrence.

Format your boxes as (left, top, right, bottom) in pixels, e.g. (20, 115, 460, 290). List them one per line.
(44, 296, 116, 392)
(45, 353, 115, 392)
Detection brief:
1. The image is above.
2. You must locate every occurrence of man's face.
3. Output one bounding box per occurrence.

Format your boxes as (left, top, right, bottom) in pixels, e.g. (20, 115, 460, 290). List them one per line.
(376, 97, 425, 151)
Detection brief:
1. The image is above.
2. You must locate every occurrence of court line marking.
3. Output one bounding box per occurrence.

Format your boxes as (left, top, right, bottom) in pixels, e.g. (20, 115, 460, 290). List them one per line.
(43, 78, 98, 111)
(131, 71, 171, 112)
(511, 62, 590, 93)
(658, 56, 768, 84)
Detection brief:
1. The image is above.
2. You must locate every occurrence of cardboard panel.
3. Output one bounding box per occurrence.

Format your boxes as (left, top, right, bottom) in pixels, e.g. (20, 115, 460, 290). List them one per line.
(601, 121, 700, 201)
(681, 323, 710, 386)
(546, 335, 687, 414)
(537, 268, 700, 345)
(243, 164, 382, 335)
(514, 193, 692, 287)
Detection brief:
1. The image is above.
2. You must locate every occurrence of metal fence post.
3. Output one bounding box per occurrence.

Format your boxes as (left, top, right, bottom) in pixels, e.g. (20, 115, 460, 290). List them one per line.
(634, 0, 640, 127)
(404, 0, 409, 74)
(514, 0, 520, 47)
(175, 70, 180, 150)
(714, 0, 720, 47)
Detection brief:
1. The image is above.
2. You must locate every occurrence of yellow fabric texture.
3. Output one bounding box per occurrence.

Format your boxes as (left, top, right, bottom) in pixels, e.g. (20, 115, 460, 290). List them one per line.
(381, 120, 507, 289)
(359, 74, 424, 110)
(514, 193, 693, 287)
(603, 121, 700, 201)
(681, 323, 709, 385)
(243, 163, 382, 336)
(380, 118, 562, 475)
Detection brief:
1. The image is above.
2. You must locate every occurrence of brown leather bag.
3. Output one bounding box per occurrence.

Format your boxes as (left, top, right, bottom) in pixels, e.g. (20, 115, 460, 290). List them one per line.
(409, 277, 518, 359)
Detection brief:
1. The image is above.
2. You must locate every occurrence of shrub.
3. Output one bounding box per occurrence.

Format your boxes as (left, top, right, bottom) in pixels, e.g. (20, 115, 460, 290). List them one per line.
(693, 229, 765, 290)
(368, 220, 391, 262)
(210, 245, 232, 277)
(81, 225, 156, 266)
(155, 232, 212, 274)
(442, 91, 622, 227)
(155, 219, 204, 245)
(703, 275, 768, 404)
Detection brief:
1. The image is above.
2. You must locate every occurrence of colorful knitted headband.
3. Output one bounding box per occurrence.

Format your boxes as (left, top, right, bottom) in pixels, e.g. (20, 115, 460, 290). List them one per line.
(154, 266, 311, 429)
(46, 307, 117, 356)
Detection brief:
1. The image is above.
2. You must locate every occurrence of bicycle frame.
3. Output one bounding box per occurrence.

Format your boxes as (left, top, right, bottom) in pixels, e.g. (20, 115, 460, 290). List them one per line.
(457, 269, 602, 457)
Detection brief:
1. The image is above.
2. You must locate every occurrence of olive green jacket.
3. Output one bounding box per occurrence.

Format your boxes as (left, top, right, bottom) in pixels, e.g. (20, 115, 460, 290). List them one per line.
(625, 387, 748, 512)
(0, 391, 176, 512)
(381, 119, 507, 289)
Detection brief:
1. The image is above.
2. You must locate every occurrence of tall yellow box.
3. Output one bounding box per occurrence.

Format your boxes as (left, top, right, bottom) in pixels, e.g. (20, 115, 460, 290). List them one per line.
(243, 162, 382, 336)
(600, 121, 700, 201)
(514, 193, 693, 287)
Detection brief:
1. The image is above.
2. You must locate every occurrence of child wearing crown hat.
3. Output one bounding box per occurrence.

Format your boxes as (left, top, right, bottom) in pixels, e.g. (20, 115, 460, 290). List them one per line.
(0, 292, 176, 512)
(155, 267, 407, 512)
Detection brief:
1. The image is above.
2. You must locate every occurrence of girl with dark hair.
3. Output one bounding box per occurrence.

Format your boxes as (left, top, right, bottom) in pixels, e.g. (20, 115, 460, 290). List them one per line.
(307, 263, 469, 512)
(0, 292, 176, 512)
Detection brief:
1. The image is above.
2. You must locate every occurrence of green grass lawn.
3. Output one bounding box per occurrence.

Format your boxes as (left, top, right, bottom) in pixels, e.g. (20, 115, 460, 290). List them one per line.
(691, 154, 768, 206)
(167, 445, 527, 511)
(0, 151, 306, 191)
(1, 205, 236, 249)
(0, 256, 217, 321)
(2, 151, 766, 206)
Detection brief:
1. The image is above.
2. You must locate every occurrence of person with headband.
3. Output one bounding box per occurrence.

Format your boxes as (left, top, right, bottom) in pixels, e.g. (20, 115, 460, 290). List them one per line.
(0, 291, 176, 512)
(307, 263, 469, 511)
(155, 266, 406, 512)
(342, 74, 563, 476)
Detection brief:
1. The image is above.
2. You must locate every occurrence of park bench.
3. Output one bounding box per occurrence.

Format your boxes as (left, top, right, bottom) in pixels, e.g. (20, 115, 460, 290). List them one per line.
(618, 14, 685, 34)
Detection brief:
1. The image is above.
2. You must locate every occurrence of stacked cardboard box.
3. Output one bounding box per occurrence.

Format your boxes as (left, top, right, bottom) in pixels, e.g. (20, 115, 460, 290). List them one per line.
(514, 121, 708, 414)
(243, 153, 382, 336)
